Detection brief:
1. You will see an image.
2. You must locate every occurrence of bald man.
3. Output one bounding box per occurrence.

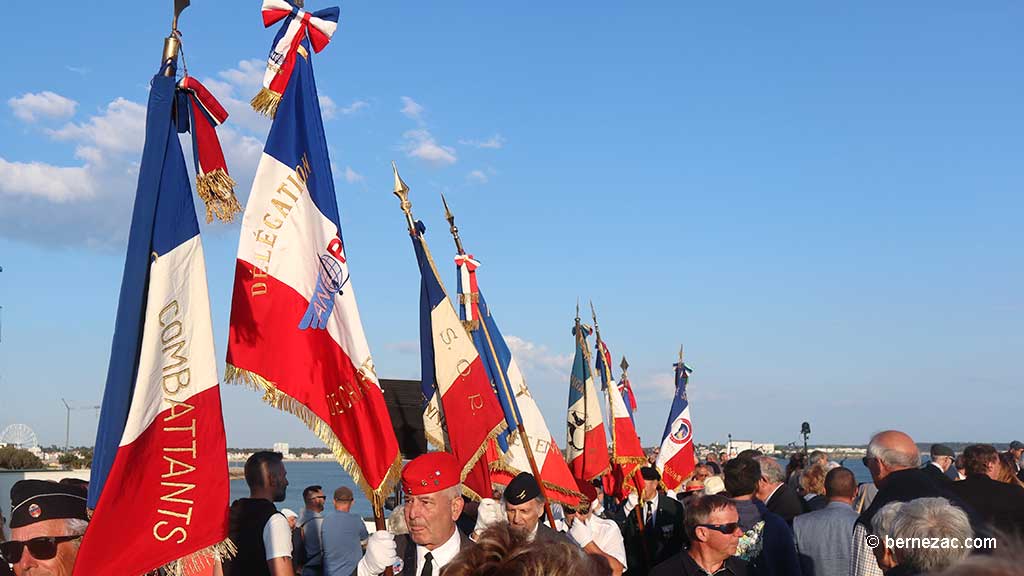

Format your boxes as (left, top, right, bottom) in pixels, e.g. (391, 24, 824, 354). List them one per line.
(849, 430, 963, 576)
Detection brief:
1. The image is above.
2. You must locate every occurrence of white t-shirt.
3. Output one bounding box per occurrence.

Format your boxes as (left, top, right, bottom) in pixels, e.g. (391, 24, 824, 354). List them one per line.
(264, 512, 294, 561)
(588, 516, 628, 572)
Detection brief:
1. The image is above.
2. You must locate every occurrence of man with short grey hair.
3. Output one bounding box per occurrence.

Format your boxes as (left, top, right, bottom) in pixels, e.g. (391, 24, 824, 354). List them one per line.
(755, 455, 803, 525)
(877, 498, 972, 574)
(4, 480, 90, 576)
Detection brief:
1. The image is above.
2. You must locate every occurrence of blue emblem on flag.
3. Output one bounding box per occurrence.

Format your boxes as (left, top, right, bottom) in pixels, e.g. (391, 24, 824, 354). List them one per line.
(298, 252, 349, 330)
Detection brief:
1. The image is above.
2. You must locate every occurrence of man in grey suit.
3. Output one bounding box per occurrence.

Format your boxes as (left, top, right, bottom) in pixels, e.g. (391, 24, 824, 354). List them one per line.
(793, 467, 859, 576)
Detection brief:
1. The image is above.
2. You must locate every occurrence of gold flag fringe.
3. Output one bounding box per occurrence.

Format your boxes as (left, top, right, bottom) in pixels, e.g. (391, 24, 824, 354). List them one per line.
(250, 87, 283, 118)
(225, 364, 403, 504)
(195, 169, 241, 223)
(456, 419, 508, 502)
(159, 538, 237, 576)
(489, 459, 588, 508)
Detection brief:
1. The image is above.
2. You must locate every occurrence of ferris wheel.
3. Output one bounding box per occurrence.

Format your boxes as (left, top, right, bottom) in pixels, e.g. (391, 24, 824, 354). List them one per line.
(0, 424, 38, 450)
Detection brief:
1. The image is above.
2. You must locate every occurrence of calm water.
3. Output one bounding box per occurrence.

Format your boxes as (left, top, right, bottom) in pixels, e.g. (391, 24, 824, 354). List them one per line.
(229, 457, 875, 520)
(229, 461, 377, 519)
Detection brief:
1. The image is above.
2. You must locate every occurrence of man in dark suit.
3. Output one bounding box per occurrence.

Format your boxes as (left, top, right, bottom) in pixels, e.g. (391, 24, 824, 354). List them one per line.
(949, 443, 1024, 537)
(357, 452, 472, 576)
(922, 443, 955, 485)
(754, 456, 804, 525)
(624, 466, 686, 575)
(502, 472, 570, 544)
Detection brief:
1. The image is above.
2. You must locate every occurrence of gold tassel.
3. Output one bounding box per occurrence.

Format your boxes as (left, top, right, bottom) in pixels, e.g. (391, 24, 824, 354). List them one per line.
(159, 538, 237, 576)
(195, 169, 242, 223)
(250, 87, 283, 118)
(225, 364, 403, 499)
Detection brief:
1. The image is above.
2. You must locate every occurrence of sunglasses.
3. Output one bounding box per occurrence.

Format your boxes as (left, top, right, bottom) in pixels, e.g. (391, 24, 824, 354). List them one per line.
(0, 535, 81, 563)
(698, 522, 740, 534)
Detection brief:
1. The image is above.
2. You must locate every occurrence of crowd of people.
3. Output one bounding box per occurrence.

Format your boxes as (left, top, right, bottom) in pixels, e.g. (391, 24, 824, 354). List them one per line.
(3, 433, 1024, 576)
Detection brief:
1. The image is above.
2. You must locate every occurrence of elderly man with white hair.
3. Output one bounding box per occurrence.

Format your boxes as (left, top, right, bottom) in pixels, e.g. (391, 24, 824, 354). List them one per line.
(870, 498, 972, 575)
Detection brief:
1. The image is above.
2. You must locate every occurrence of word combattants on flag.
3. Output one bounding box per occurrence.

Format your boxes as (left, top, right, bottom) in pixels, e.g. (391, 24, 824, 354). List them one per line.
(394, 167, 508, 500)
(454, 251, 585, 508)
(594, 332, 647, 498)
(79, 70, 232, 576)
(566, 317, 609, 483)
(655, 353, 696, 491)
(226, 3, 402, 504)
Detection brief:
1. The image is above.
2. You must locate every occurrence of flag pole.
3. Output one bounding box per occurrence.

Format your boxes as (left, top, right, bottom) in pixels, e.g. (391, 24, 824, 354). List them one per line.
(441, 194, 557, 529)
(590, 304, 647, 540)
(161, 0, 188, 76)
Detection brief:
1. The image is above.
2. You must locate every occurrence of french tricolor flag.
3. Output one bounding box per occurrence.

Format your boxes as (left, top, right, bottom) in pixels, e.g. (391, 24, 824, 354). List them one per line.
(595, 337, 647, 496)
(79, 72, 231, 576)
(566, 319, 609, 483)
(655, 355, 696, 492)
(226, 6, 401, 502)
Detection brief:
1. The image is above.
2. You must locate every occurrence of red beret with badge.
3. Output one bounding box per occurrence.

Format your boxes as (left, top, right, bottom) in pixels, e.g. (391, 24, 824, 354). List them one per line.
(401, 452, 460, 496)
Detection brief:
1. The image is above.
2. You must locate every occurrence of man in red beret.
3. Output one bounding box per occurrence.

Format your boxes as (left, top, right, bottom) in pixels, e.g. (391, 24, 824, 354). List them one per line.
(357, 452, 471, 576)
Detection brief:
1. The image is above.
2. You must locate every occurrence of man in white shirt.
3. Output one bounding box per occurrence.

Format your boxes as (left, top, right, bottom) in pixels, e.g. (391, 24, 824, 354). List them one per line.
(566, 484, 627, 575)
(358, 452, 471, 576)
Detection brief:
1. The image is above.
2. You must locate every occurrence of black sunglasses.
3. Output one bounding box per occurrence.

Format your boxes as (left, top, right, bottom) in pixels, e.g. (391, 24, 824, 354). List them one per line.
(698, 522, 740, 534)
(0, 535, 81, 563)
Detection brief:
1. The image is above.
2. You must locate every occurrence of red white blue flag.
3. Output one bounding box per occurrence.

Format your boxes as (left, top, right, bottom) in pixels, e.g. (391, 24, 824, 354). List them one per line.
(226, 5, 402, 504)
(594, 333, 647, 497)
(395, 169, 507, 500)
(655, 354, 696, 491)
(455, 253, 585, 508)
(566, 317, 609, 483)
(79, 71, 231, 576)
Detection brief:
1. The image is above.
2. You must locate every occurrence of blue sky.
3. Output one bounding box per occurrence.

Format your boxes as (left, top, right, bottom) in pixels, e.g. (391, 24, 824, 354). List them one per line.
(1, 2, 1021, 451)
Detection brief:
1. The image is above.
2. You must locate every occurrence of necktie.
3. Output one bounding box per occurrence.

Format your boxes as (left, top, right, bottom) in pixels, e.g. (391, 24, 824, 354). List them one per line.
(645, 501, 654, 528)
(422, 551, 434, 576)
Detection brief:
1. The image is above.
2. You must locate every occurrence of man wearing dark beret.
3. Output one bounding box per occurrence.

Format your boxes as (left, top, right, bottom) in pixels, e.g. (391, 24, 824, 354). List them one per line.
(3, 480, 89, 576)
(502, 472, 569, 544)
(623, 466, 685, 575)
(923, 444, 955, 484)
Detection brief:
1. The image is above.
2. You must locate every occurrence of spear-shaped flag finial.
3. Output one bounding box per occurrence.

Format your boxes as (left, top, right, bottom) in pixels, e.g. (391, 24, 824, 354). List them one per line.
(391, 161, 416, 233)
(620, 356, 629, 375)
(440, 193, 466, 255)
(678, 344, 685, 363)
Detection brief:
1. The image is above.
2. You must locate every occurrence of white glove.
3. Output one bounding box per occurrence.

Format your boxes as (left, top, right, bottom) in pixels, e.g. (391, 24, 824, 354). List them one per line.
(623, 491, 639, 514)
(474, 498, 505, 533)
(568, 517, 593, 548)
(357, 530, 397, 576)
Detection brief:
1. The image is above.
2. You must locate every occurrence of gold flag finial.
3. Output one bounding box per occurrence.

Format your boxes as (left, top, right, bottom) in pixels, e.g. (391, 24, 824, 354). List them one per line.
(391, 161, 416, 233)
(620, 356, 629, 374)
(678, 345, 684, 362)
(441, 193, 466, 255)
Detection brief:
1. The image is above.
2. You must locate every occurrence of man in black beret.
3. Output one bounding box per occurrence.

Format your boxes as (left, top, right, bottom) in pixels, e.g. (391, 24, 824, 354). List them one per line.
(3, 480, 89, 576)
(623, 466, 685, 575)
(502, 472, 568, 543)
(923, 443, 956, 484)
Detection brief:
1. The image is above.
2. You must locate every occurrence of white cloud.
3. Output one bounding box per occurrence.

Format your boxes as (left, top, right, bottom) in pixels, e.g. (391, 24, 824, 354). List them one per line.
(0, 159, 95, 202)
(218, 59, 267, 92)
(66, 66, 91, 76)
(344, 166, 364, 183)
(466, 170, 488, 184)
(400, 96, 424, 120)
(319, 95, 338, 120)
(47, 98, 146, 154)
(340, 100, 369, 115)
(9, 91, 78, 122)
(402, 129, 456, 166)
(459, 134, 506, 149)
(506, 336, 574, 375)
